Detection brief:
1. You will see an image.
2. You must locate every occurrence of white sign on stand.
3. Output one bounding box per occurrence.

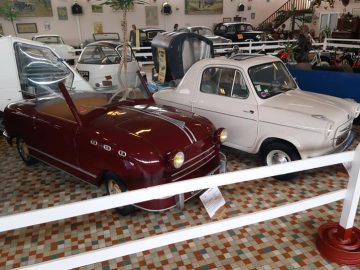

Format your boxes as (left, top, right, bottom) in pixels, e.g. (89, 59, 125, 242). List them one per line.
(200, 187, 225, 218)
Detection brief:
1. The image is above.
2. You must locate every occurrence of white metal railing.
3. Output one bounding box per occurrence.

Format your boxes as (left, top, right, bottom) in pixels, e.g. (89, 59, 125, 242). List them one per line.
(1, 145, 360, 269)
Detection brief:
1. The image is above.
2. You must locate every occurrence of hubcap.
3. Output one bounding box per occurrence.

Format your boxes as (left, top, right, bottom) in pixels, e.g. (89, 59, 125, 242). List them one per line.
(19, 140, 30, 161)
(107, 179, 122, 195)
(266, 150, 291, 165)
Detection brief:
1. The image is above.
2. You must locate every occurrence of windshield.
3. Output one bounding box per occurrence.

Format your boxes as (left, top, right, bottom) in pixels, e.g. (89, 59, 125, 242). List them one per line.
(194, 28, 213, 36)
(15, 42, 74, 99)
(34, 72, 151, 121)
(78, 44, 134, 65)
(35, 36, 62, 44)
(248, 61, 297, 99)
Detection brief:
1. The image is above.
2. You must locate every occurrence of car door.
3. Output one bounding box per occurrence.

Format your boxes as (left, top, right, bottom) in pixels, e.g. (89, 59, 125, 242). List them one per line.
(32, 112, 79, 166)
(192, 66, 258, 150)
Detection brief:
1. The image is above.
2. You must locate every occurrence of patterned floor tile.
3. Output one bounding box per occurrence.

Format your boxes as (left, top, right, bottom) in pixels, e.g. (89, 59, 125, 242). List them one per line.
(0, 126, 360, 270)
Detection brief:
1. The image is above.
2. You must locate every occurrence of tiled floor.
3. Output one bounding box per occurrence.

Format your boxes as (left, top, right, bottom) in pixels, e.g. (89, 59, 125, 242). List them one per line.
(0, 127, 360, 270)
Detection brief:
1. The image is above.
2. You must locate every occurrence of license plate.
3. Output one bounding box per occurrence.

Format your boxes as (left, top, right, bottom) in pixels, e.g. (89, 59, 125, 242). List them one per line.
(237, 34, 243, 40)
(78, 70, 89, 81)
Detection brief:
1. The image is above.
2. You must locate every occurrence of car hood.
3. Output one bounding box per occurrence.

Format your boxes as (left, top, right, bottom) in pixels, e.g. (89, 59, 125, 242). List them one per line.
(260, 89, 357, 129)
(89, 104, 214, 153)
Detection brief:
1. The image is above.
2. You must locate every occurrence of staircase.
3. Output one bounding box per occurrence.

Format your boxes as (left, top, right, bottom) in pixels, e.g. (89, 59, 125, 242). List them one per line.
(259, 0, 312, 30)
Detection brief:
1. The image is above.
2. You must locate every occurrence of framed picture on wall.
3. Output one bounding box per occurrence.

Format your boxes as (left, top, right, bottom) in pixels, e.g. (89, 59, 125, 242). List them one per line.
(16, 23, 38, 34)
(251, 13, 255, 20)
(92, 5, 103, 13)
(185, 0, 223, 15)
(57, 7, 68, 20)
(145, 6, 159, 26)
(223, 17, 232, 23)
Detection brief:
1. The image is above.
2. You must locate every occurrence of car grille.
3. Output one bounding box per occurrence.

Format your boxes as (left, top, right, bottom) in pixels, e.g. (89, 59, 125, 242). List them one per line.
(169, 144, 218, 182)
(334, 121, 352, 147)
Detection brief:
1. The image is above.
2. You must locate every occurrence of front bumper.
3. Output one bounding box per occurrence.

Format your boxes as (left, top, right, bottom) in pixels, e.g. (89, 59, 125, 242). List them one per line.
(135, 152, 227, 212)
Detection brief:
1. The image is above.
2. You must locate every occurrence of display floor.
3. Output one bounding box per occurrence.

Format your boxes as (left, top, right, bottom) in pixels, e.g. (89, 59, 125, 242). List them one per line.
(0, 127, 360, 270)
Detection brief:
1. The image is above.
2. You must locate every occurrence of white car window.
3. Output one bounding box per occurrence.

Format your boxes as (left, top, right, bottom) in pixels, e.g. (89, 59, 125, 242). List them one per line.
(78, 45, 120, 65)
(201, 67, 248, 98)
(248, 61, 296, 99)
(231, 71, 249, 99)
(35, 36, 62, 44)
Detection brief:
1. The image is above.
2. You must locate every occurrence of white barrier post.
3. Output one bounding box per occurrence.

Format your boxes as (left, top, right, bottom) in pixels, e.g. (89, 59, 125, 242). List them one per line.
(322, 37, 327, 51)
(316, 144, 360, 265)
(249, 40, 252, 54)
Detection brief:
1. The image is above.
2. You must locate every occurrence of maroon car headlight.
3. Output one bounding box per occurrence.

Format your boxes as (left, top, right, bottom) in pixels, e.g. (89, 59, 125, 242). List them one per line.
(214, 128, 227, 144)
(169, 151, 185, 169)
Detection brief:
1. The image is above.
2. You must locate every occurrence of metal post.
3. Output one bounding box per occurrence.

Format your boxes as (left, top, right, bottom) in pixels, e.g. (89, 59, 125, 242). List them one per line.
(339, 143, 360, 237)
(322, 37, 327, 51)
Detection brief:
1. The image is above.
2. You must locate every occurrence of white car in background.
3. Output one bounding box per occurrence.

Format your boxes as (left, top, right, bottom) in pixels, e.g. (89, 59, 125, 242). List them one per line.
(32, 35, 76, 65)
(76, 41, 142, 92)
(154, 55, 359, 179)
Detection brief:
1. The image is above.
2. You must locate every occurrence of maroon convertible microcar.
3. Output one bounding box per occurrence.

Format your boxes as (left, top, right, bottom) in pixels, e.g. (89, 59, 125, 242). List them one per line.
(2, 42, 227, 215)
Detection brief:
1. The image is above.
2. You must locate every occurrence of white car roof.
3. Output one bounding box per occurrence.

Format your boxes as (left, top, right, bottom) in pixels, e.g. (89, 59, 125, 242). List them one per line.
(33, 34, 61, 38)
(191, 55, 279, 71)
(0, 35, 50, 48)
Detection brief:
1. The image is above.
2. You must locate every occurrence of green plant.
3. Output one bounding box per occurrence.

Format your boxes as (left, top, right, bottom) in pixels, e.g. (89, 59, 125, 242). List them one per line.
(0, 0, 19, 36)
(99, 0, 148, 87)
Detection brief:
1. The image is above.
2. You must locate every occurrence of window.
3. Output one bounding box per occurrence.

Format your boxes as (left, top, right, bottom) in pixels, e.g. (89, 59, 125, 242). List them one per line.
(248, 61, 296, 99)
(200, 67, 249, 98)
(14, 42, 73, 99)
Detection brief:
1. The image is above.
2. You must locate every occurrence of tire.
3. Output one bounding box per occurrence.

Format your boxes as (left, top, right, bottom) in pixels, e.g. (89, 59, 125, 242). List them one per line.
(104, 172, 135, 216)
(261, 142, 300, 180)
(16, 137, 37, 165)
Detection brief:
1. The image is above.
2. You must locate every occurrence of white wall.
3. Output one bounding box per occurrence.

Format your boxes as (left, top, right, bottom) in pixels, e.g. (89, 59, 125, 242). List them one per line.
(1, 0, 357, 46)
(0, 0, 288, 46)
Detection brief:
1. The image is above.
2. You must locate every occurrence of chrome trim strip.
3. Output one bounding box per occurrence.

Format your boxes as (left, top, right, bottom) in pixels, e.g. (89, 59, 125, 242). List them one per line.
(28, 146, 97, 178)
(125, 107, 195, 144)
(171, 153, 217, 182)
(183, 145, 215, 165)
(184, 125, 197, 143)
(171, 150, 215, 177)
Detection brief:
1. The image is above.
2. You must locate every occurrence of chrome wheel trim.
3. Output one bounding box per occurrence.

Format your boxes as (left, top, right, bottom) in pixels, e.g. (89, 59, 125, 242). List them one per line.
(19, 139, 30, 161)
(266, 150, 291, 165)
(107, 179, 122, 195)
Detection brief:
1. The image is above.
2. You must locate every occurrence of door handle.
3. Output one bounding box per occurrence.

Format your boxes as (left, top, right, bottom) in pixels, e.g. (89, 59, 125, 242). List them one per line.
(243, 110, 254, 114)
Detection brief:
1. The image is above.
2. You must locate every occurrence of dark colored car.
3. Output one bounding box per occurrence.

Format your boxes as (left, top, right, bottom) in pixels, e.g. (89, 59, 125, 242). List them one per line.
(213, 22, 264, 42)
(138, 28, 165, 47)
(2, 45, 227, 215)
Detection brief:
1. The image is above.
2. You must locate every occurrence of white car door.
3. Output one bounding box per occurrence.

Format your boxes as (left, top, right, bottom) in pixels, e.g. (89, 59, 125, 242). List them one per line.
(193, 66, 258, 150)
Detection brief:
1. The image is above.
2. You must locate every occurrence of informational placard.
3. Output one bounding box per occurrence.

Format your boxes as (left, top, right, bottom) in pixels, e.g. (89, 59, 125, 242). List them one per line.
(200, 187, 225, 218)
(157, 48, 166, 84)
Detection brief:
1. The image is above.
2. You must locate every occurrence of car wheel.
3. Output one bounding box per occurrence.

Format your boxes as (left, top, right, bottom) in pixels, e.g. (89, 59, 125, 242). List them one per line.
(261, 142, 300, 180)
(105, 172, 135, 216)
(16, 137, 37, 165)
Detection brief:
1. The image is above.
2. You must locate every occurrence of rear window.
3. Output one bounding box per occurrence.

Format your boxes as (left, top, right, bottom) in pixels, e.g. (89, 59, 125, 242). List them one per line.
(78, 45, 120, 65)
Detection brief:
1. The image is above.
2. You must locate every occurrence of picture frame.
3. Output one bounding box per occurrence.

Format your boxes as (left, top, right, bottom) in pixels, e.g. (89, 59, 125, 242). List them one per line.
(185, 0, 223, 15)
(247, 5, 251, 11)
(145, 6, 159, 26)
(13, 0, 53, 17)
(57, 7, 68, 20)
(223, 17, 232, 23)
(251, 13, 256, 20)
(92, 5, 103, 13)
(16, 23, 38, 34)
